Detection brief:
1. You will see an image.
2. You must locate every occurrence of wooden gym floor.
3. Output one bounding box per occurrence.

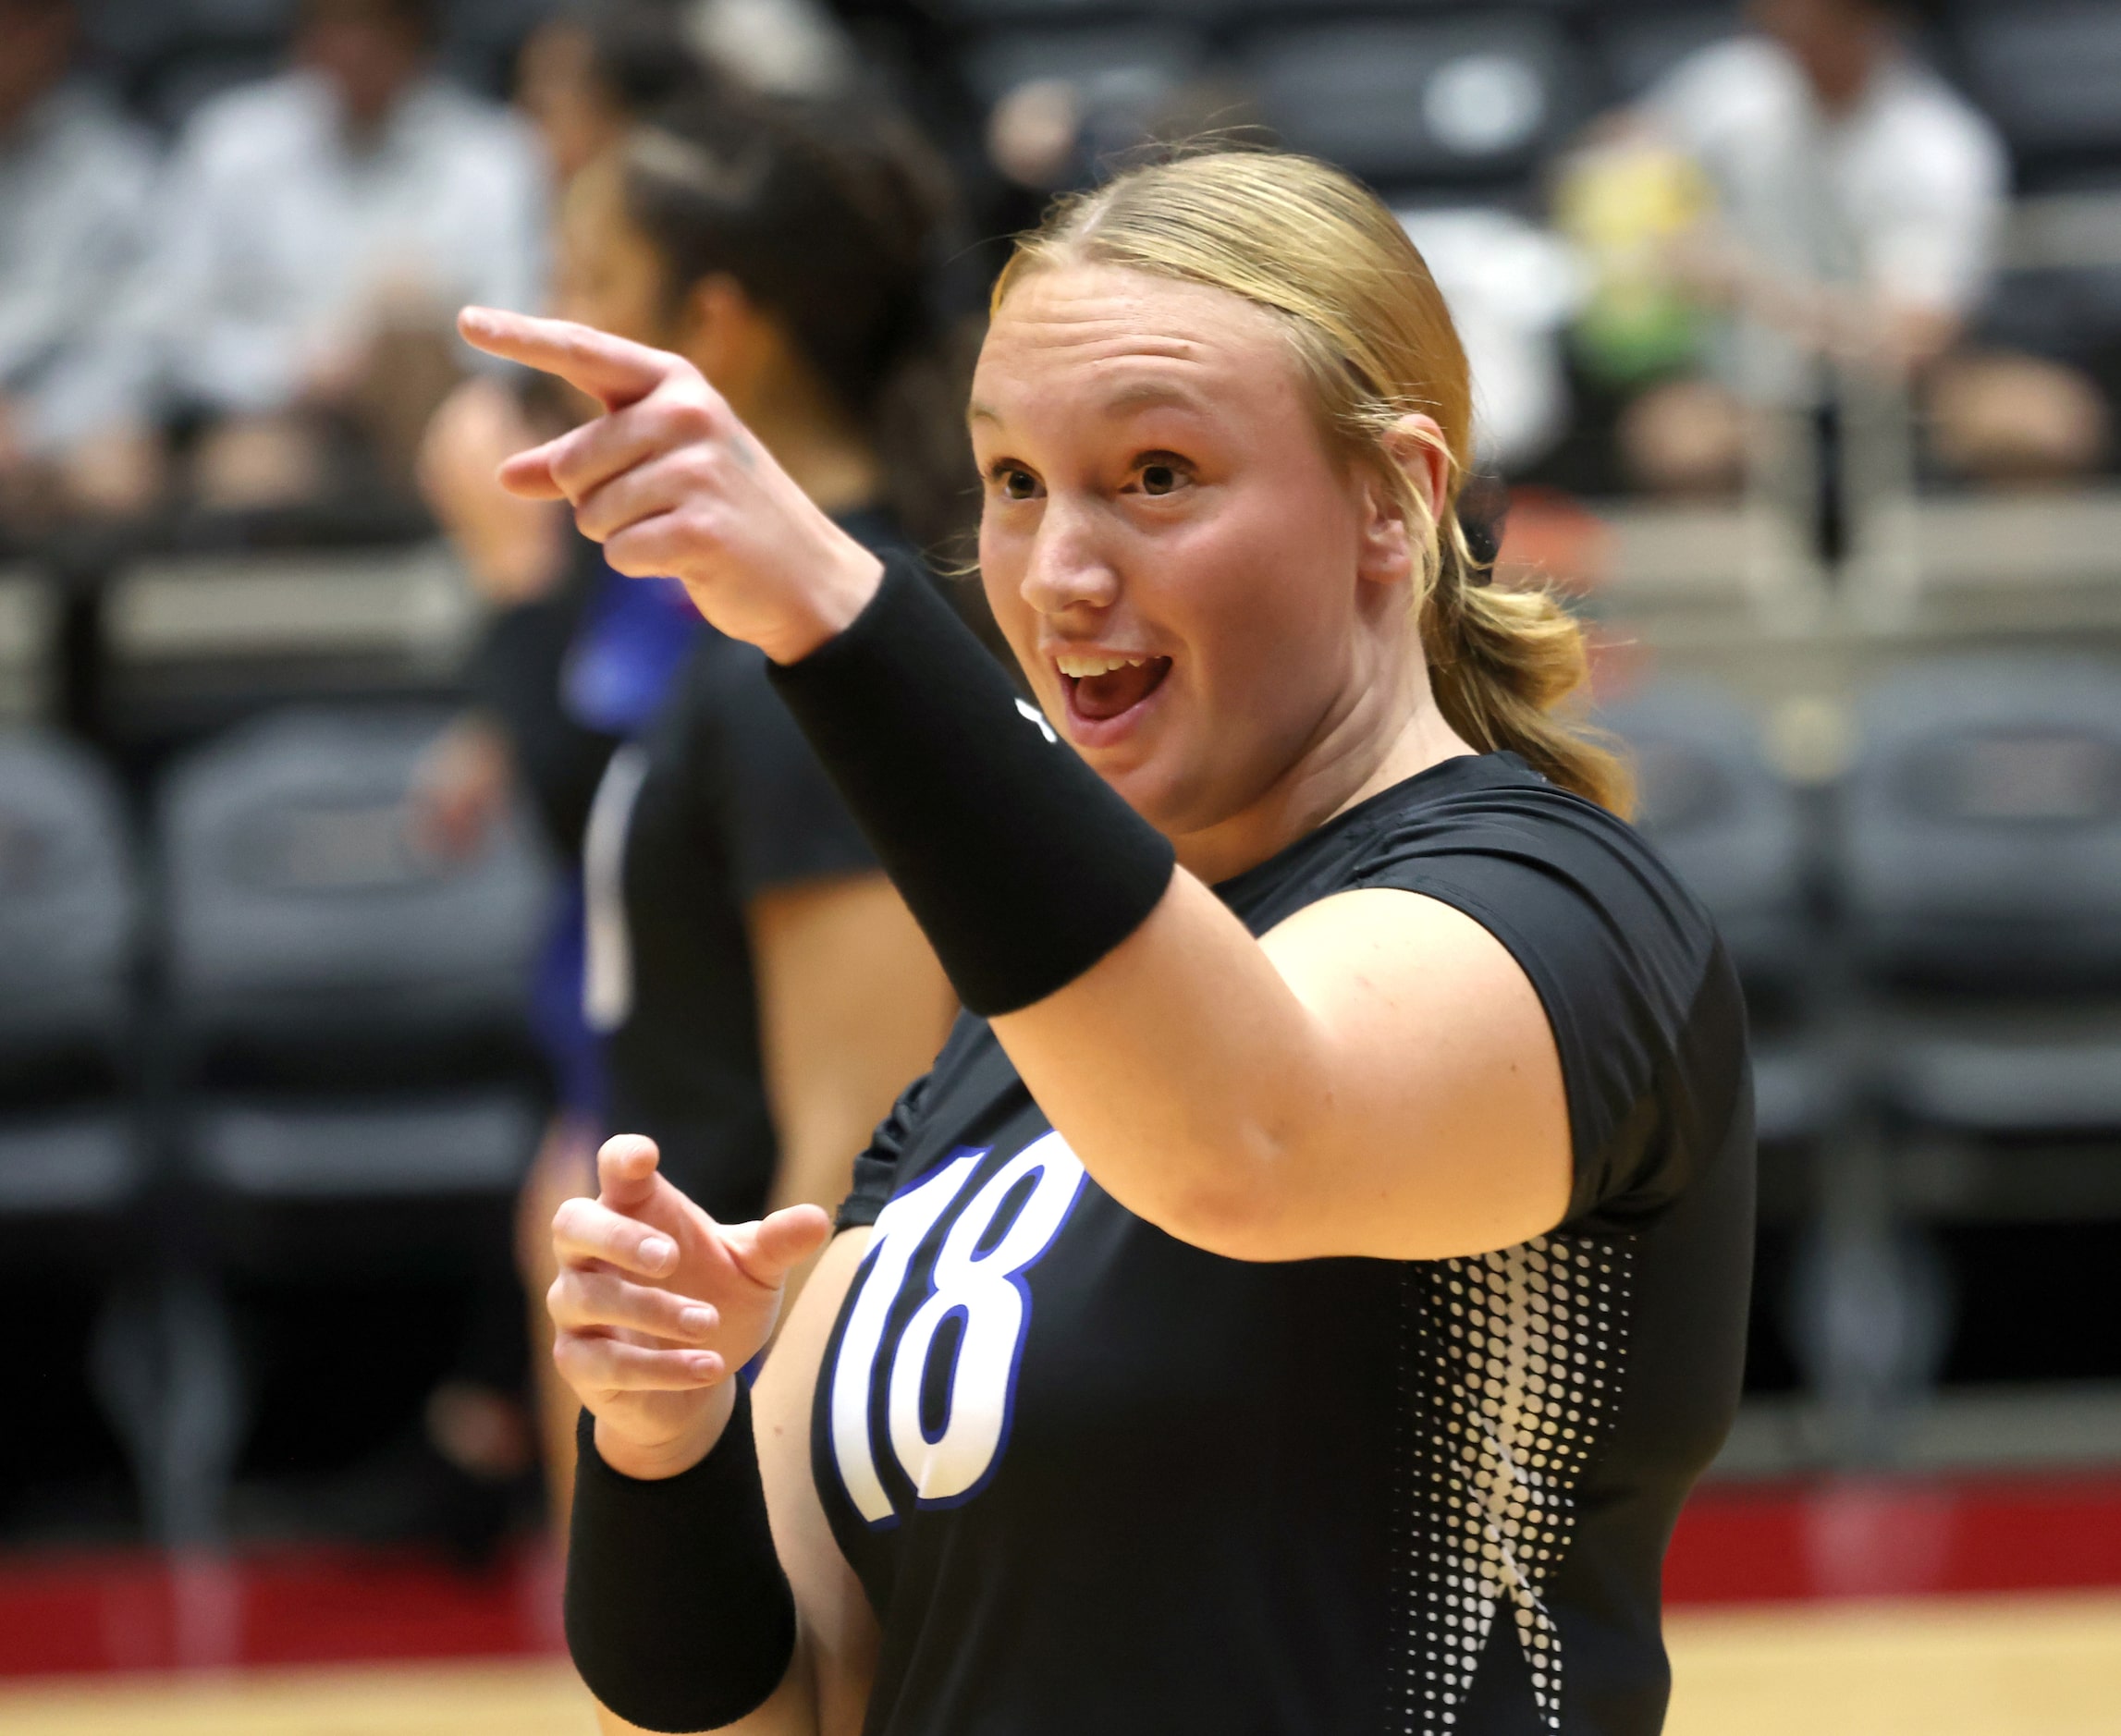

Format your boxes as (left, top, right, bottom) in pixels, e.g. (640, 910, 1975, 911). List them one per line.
(1, 1591, 2117, 1736)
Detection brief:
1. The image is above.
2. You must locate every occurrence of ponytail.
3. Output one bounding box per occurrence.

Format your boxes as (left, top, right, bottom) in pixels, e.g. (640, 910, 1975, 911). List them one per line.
(1422, 518, 1632, 816)
(619, 91, 977, 556)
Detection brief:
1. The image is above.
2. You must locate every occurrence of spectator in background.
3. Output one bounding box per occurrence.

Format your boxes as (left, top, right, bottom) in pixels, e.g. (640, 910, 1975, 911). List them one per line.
(1568, 0, 2108, 495)
(143, 0, 545, 510)
(0, 0, 161, 536)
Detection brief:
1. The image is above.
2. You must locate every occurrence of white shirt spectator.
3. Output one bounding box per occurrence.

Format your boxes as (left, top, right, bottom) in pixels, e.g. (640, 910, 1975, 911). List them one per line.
(1399, 206, 1588, 473)
(0, 83, 157, 453)
(144, 69, 546, 417)
(1646, 34, 2007, 398)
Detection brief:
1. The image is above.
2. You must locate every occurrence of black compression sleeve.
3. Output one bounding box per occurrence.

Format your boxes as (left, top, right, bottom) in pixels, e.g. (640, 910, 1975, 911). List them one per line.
(564, 1390, 795, 1732)
(767, 556, 1176, 1016)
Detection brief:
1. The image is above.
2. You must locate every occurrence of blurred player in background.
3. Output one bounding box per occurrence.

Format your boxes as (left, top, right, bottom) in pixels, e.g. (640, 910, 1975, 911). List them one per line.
(421, 80, 962, 1534)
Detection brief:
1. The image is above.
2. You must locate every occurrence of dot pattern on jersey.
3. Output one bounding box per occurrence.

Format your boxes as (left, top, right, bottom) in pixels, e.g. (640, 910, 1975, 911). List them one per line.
(1397, 1233, 1638, 1732)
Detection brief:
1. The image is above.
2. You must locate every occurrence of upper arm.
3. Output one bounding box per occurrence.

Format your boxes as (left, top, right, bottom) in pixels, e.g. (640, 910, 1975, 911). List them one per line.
(754, 1229, 879, 1736)
(749, 874, 954, 1213)
(1257, 887, 1573, 1262)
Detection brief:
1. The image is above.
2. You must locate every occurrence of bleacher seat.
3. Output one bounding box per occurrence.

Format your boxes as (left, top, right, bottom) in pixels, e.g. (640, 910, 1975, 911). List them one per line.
(1584, 0, 1745, 100)
(154, 705, 551, 1540)
(959, 20, 1208, 111)
(1845, 655, 2121, 1156)
(0, 724, 142, 1250)
(162, 706, 546, 1084)
(0, 728, 153, 1534)
(1236, 10, 1588, 199)
(1948, 0, 2121, 192)
(1600, 680, 1840, 1163)
(0, 728, 138, 1098)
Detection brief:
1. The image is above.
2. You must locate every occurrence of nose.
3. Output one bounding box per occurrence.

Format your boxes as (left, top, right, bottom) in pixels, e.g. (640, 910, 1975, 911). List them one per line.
(1018, 496, 1122, 620)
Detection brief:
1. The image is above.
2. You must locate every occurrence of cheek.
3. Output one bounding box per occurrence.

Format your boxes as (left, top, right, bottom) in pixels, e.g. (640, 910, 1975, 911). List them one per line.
(977, 514, 1036, 649)
(1165, 484, 1355, 696)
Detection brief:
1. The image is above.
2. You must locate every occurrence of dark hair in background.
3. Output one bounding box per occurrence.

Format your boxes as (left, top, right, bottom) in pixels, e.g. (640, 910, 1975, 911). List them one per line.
(560, 0, 717, 117)
(300, 0, 442, 43)
(619, 92, 977, 555)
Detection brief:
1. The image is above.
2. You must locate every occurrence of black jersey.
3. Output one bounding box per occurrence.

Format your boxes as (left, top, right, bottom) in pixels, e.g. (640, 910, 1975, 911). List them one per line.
(814, 752, 1754, 1736)
(588, 511, 913, 1218)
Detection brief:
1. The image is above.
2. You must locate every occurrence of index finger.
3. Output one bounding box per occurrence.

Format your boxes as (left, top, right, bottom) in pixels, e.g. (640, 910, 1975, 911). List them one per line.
(457, 307, 674, 411)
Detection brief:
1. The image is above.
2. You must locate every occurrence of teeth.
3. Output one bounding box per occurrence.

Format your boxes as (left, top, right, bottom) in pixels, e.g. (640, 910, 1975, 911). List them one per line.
(1055, 653, 1148, 678)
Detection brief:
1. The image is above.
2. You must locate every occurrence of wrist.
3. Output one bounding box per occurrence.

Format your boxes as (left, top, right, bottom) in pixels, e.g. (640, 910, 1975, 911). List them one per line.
(759, 541, 884, 666)
(593, 1378, 738, 1482)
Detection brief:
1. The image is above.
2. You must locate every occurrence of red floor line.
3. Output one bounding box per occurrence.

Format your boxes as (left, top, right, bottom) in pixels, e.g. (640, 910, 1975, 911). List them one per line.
(2, 1474, 2118, 1678)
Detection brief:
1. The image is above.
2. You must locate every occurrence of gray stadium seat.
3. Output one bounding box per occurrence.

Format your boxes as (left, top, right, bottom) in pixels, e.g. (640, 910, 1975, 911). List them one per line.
(0, 728, 153, 1537)
(1845, 655, 2121, 1151)
(153, 706, 554, 1543)
(1949, 0, 2121, 191)
(162, 706, 547, 1082)
(1586, 1, 1746, 100)
(1237, 11, 1587, 195)
(0, 727, 138, 1094)
(959, 21, 1208, 111)
(1807, 656, 2121, 1461)
(1600, 679, 1839, 1155)
(0, 725, 142, 1242)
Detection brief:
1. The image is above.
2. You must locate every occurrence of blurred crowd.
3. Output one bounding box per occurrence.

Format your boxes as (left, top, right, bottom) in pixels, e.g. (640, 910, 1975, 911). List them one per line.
(5, 0, 2121, 1561)
(1, 0, 2116, 561)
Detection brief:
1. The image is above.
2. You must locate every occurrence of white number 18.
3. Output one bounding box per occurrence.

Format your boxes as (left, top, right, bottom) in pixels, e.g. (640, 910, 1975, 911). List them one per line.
(829, 1131, 1086, 1523)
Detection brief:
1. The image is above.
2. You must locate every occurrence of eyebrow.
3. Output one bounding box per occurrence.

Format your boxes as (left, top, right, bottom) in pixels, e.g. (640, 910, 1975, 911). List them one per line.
(965, 378, 1214, 429)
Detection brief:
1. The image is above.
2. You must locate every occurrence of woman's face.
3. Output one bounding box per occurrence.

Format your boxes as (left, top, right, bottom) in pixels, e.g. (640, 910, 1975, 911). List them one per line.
(551, 153, 678, 351)
(972, 264, 1419, 850)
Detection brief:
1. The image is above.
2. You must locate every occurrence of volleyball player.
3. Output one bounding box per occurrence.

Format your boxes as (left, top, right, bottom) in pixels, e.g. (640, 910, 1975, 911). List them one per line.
(464, 149, 1755, 1735)
(427, 92, 962, 1530)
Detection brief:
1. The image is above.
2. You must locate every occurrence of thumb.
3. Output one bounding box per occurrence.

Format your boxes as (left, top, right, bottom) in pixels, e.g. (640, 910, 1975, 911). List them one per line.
(595, 1133, 665, 1214)
(723, 1204, 833, 1290)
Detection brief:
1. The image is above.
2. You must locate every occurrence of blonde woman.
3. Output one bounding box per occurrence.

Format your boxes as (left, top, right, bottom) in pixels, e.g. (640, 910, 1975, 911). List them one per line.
(465, 150, 1755, 1736)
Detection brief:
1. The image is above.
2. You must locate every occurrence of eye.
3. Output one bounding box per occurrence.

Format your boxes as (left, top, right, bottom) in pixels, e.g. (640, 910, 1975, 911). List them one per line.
(1140, 462, 1180, 495)
(990, 465, 1040, 501)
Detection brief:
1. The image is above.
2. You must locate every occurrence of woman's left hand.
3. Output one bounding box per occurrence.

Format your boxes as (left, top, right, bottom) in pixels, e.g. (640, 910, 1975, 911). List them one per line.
(457, 306, 883, 665)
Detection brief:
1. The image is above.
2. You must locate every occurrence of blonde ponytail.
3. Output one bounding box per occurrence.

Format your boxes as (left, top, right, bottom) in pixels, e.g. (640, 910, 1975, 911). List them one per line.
(997, 149, 1630, 814)
(1423, 520, 1632, 816)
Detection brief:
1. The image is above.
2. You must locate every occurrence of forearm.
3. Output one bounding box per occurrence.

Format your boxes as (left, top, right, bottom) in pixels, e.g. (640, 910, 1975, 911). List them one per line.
(569, 1385, 797, 1730)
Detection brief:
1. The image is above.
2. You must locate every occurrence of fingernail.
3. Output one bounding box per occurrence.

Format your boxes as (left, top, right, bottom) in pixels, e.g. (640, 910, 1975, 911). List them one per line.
(687, 1352, 719, 1378)
(680, 1307, 714, 1336)
(641, 1237, 675, 1269)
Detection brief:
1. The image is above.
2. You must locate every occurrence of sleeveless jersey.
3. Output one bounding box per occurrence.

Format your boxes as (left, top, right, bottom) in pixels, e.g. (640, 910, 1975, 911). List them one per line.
(814, 752, 1755, 1736)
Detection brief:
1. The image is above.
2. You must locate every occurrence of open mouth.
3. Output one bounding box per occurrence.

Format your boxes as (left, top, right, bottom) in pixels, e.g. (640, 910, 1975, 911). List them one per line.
(1056, 654, 1172, 725)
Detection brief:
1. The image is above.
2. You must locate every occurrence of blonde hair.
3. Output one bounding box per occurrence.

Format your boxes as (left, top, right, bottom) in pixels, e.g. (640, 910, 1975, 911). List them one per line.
(993, 150, 1629, 814)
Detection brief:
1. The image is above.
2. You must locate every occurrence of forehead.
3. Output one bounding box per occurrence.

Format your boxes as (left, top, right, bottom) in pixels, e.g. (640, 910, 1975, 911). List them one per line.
(970, 263, 1309, 432)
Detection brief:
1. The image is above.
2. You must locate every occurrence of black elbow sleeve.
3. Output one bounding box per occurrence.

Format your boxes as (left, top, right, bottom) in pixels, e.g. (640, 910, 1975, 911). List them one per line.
(564, 1389, 797, 1732)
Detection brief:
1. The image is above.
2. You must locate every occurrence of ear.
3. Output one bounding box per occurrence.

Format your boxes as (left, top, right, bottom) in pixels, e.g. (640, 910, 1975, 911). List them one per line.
(1353, 412, 1452, 589)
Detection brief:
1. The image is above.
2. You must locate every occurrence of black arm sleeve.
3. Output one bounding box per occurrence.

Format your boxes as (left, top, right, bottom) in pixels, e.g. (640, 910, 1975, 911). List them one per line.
(564, 1387, 796, 1732)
